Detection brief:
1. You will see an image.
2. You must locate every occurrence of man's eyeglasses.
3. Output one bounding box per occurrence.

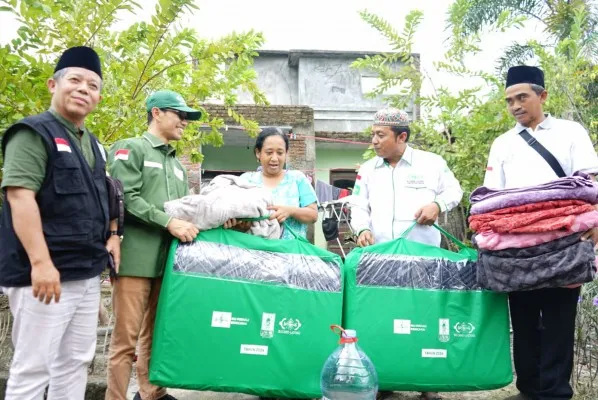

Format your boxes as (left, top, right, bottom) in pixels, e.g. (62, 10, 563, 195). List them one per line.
(161, 108, 188, 121)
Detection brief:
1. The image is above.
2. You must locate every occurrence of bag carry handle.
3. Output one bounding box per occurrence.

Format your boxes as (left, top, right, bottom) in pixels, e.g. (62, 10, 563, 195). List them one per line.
(237, 216, 270, 222)
(400, 221, 468, 250)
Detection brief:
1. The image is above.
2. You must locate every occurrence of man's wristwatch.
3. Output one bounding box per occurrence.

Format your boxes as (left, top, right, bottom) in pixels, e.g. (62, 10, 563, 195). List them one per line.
(109, 230, 123, 241)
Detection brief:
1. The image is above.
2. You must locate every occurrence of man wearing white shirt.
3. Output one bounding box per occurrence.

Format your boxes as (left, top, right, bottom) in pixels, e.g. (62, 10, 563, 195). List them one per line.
(484, 65, 598, 400)
(351, 108, 463, 248)
(350, 107, 463, 400)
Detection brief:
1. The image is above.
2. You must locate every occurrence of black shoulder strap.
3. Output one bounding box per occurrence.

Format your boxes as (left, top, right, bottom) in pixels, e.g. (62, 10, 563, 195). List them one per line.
(518, 129, 566, 178)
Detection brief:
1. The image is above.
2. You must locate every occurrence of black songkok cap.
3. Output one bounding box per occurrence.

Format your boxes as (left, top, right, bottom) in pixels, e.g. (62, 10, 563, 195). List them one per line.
(506, 65, 544, 89)
(54, 46, 102, 79)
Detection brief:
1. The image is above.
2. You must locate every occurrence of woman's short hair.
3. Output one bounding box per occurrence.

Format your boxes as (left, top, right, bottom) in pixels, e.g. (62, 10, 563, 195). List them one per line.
(254, 127, 289, 152)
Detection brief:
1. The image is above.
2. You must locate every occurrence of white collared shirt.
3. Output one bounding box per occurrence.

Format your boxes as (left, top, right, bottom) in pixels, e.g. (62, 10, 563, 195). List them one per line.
(350, 145, 463, 247)
(484, 115, 598, 190)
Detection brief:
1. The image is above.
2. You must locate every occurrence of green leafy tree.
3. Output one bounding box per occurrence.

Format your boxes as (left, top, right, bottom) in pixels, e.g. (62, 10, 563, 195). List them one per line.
(0, 0, 267, 164)
(448, 0, 597, 74)
(350, 9, 424, 110)
(353, 4, 596, 197)
(355, 6, 597, 392)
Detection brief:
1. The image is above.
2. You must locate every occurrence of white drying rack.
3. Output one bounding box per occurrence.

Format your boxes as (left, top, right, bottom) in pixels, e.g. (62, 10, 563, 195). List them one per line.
(318, 196, 357, 258)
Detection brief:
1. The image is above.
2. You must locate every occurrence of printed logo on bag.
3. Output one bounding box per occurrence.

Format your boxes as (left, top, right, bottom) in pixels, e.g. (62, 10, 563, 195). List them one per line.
(211, 311, 232, 328)
(211, 311, 249, 328)
(454, 322, 476, 338)
(422, 349, 447, 358)
(231, 317, 249, 326)
(240, 344, 269, 356)
(393, 319, 427, 334)
(278, 317, 302, 335)
(260, 313, 276, 338)
(438, 318, 450, 343)
(394, 319, 411, 334)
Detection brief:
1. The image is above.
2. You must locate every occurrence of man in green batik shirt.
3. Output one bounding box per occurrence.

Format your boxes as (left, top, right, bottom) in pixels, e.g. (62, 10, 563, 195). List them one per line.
(105, 90, 201, 400)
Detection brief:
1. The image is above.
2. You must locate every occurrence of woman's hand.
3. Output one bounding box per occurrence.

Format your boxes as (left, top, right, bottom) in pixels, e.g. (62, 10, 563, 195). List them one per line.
(267, 205, 296, 224)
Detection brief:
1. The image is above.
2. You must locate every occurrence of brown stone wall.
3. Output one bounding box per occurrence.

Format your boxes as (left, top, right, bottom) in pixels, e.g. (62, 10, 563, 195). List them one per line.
(316, 131, 370, 145)
(178, 155, 202, 194)
(179, 105, 316, 194)
(202, 104, 313, 127)
(200, 104, 316, 242)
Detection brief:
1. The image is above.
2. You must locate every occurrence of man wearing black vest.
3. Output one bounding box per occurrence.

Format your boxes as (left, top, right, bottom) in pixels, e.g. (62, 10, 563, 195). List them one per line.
(484, 65, 598, 400)
(0, 46, 119, 399)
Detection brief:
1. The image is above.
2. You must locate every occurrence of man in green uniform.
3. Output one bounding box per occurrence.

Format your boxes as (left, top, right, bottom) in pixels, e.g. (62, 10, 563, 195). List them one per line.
(105, 90, 201, 400)
(0, 46, 119, 399)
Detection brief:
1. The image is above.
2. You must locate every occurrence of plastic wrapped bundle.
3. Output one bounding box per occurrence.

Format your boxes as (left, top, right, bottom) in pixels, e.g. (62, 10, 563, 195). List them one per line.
(343, 223, 512, 392)
(356, 253, 478, 290)
(174, 240, 341, 292)
(151, 227, 344, 398)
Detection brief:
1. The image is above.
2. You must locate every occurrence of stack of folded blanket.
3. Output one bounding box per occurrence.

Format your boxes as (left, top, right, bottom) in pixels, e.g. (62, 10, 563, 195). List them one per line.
(469, 172, 598, 292)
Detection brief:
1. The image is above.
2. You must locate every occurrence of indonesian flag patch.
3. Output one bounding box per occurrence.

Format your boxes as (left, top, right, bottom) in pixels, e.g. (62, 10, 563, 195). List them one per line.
(55, 138, 71, 153)
(115, 149, 129, 161)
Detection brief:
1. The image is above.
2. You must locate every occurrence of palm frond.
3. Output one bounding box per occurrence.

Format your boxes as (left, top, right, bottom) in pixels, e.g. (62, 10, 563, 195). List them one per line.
(495, 43, 537, 77)
(449, 0, 547, 35)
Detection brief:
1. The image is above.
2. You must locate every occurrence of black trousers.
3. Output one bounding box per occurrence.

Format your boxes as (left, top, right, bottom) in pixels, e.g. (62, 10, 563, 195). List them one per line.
(509, 287, 580, 400)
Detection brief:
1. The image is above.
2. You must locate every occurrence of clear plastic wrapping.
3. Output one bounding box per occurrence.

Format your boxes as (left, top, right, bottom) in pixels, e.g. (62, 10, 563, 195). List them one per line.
(356, 253, 479, 290)
(174, 240, 342, 292)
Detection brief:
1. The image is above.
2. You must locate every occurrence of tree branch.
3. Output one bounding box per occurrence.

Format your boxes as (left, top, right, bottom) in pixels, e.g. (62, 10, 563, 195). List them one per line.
(85, 0, 130, 47)
(422, 67, 450, 134)
(131, 8, 180, 99)
(514, 5, 546, 25)
(564, 88, 589, 131)
(134, 58, 192, 98)
(103, 113, 144, 144)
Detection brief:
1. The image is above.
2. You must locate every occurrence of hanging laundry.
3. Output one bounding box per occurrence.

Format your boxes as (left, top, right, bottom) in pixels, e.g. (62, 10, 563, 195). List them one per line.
(332, 186, 342, 200)
(316, 180, 334, 203)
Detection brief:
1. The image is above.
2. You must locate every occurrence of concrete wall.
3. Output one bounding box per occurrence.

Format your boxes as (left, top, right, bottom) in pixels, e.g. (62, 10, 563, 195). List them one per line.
(202, 146, 256, 172)
(235, 51, 418, 134)
(298, 57, 382, 109)
(236, 55, 299, 105)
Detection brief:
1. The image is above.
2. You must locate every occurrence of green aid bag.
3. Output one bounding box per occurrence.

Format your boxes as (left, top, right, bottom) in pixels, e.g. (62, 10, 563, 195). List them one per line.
(150, 226, 344, 398)
(343, 223, 512, 392)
